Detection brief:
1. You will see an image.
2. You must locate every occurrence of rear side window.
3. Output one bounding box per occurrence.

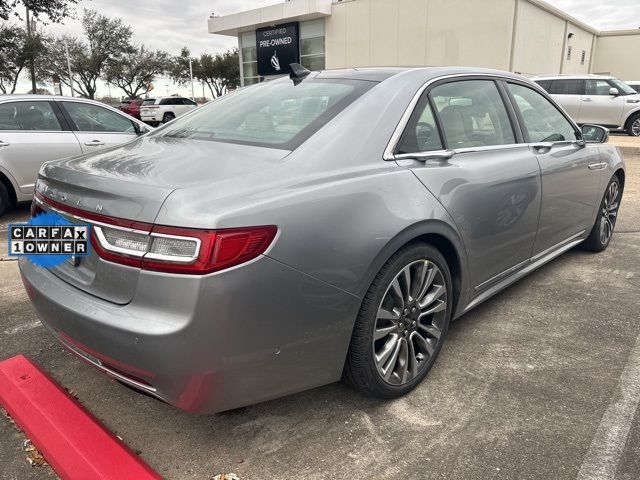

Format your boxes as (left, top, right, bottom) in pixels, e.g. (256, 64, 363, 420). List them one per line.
(142, 99, 156, 106)
(396, 97, 443, 153)
(430, 80, 515, 149)
(547, 79, 584, 95)
(534, 80, 552, 91)
(0, 101, 62, 131)
(155, 79, 374, 150)
(507, 83, 577, 143)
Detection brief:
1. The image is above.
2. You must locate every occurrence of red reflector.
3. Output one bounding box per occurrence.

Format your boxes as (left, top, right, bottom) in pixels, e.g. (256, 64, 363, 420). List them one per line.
(212, 227, 278, 272)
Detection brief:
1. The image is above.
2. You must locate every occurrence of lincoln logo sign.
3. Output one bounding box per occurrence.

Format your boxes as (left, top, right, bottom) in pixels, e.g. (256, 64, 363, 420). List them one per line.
(256, 22, 299, 77)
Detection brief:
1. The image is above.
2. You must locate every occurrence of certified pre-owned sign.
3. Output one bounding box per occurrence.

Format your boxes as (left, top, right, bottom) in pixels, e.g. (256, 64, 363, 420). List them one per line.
(256, 22, 300, 77)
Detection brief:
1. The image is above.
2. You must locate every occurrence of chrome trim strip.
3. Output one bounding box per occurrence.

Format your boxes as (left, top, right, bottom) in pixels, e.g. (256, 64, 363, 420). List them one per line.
(58, 335, 158, 394)
(531, 230, 585, 262)
(474, 258, 530, 291)
(464, 232, 587, 314)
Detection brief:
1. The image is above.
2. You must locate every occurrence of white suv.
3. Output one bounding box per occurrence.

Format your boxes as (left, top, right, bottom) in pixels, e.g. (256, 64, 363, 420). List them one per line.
(140, 96, 197, 126)
(533, 75, 640, 136)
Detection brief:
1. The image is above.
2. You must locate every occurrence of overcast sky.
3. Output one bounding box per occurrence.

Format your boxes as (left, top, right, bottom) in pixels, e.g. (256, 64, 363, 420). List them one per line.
(15, 0, 640, 96)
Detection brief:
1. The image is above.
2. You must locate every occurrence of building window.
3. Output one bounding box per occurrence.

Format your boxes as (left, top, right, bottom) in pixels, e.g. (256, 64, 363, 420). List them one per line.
(566, 46, 572, 61)
(300, 19, 325, 72)
(239, 31, 259, 87)
(581, 50, 586, 65)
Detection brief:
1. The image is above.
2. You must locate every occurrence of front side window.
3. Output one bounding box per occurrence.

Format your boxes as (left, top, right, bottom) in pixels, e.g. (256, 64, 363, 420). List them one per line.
(586, 80, 614, 96)
(508, 83, 577, 143)
(0, 101, 62, 131)
(548, 79, 584, 95)
(62, 102, 135, 133)
(155, 79, 373, 150)
(430, 80, 515, 149)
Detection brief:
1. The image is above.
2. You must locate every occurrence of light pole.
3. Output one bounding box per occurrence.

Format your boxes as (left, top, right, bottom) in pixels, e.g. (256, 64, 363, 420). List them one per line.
(64, 39, 75, 97)
(189, 58, 195, 101)
(25, 7, 37, 94)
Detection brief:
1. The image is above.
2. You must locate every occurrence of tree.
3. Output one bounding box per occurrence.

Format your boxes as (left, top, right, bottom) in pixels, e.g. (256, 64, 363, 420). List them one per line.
(194, 49, 240, 98)
(168, 47, 193, 86)
(0, 22, 47, 93)
(47, 9, 133, 99)
(1, 0, 78, 22)
(105, 45, 170, 99)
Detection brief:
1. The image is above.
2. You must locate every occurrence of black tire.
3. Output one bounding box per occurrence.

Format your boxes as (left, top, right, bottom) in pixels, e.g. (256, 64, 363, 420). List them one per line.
(162, 112, 175, 124)
(582, 176, 621, 252)
(343, 242, 453, 399)
(627, 112, 640, 137)
(0, 182, 9, 217)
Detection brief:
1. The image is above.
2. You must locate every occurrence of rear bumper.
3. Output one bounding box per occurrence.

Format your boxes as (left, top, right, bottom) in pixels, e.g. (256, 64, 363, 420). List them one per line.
(19, 256, 360, 413)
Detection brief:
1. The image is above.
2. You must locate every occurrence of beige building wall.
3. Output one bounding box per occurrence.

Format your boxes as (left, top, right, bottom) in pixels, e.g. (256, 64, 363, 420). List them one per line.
(325, 0, 514, 70)
(593, 32, 640, 80)
(511, 0, 565, 75)
(561, 23, 595, 74)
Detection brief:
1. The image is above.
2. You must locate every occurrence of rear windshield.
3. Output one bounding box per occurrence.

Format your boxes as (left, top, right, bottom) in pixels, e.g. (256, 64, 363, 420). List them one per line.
(142, 99, 156, 106)
(153, 79, 374, 150)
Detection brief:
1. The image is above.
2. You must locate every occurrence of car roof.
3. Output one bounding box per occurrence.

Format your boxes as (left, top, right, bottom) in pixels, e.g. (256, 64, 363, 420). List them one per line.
(302, 66, 531, 83)
(0, 94, 119, 105)
(532, 74, 615, 81)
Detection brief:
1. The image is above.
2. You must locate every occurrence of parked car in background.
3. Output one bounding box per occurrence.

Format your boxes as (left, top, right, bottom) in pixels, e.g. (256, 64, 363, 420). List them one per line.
(0, 95, 152, 216)
(533, 75, 640, 136)
(118, 98, 144, 119)
(140, 96, 197, 126)
(22, 67, 624, 413)
(625, 81, 640, 93)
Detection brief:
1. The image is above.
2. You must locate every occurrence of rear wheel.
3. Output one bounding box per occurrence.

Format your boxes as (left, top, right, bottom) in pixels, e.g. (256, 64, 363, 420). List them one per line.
(162, 112, 175, 124)
(627, 113, 640, 137)
(583, 176, 621, 251)
(0, 182, 9, 217)
(344, 243, 452, 398)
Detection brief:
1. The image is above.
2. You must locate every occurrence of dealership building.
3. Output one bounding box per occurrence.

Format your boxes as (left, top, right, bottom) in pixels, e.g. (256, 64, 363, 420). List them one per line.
(208, 0, 640, 87)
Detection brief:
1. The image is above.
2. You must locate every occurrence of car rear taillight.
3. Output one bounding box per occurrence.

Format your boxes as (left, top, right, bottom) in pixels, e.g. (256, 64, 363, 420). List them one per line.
(34, 192, 277, 274)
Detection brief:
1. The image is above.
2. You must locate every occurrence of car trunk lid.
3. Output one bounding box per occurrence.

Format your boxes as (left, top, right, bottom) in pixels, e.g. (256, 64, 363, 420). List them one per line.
(35, 137, 289, 304)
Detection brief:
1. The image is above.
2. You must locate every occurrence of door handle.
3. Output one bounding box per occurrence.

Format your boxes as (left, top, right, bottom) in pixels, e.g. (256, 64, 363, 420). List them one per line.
(0, 140, 9, 147)
(84, 140, 105, 146)
(588, 162, 607, 170)
(582, 98, 592, 102)
(531, 142, 553, 153)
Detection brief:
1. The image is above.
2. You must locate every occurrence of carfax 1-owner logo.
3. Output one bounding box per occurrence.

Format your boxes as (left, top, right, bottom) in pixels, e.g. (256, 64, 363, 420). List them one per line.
(8, 211, 90, 268)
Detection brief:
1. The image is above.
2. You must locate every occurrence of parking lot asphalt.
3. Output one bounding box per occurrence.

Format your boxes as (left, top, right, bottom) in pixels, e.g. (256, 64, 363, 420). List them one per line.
(1, 148, 639, 480)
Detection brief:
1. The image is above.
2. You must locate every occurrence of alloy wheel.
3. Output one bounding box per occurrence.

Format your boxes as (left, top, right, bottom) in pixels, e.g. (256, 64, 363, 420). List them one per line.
(600, 181, 620, 245)
(373, 260, 448, 386)
(632, 118, 640, 137)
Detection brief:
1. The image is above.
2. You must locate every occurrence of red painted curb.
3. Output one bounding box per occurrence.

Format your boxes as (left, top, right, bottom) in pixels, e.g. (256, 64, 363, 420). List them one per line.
(0, 355, 162, 480)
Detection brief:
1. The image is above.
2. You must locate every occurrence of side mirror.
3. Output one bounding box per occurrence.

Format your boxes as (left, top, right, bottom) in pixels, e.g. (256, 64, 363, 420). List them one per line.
(581, 124, 609, 144)
(134, 122, 151, 135)
(609, 87, 620, 96)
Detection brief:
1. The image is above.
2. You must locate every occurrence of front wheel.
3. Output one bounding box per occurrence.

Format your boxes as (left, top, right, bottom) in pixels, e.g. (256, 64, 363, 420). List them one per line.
(627, 113, 640, 137)
(344, 243, 453, 398)
(582, 176, 621, 252)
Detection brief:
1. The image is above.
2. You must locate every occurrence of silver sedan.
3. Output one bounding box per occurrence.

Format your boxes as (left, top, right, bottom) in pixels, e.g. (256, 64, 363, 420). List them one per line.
(20, 67, 624, 413)
(0, 95, 152, 216)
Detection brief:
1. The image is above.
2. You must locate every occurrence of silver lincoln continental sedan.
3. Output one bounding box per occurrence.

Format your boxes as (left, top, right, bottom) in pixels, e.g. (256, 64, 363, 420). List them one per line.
(20, 67, 624, 413)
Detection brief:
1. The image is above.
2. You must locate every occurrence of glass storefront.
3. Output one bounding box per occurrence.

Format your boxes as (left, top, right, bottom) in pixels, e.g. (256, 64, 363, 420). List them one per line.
(239, 18, 326, 87)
